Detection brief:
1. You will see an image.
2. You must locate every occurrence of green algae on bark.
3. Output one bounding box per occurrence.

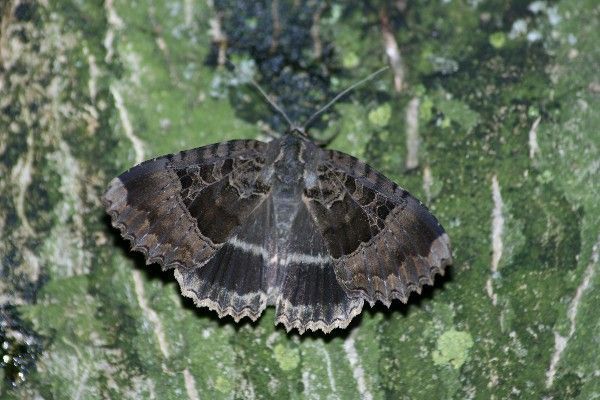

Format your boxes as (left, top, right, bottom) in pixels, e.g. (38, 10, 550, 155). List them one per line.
(1, 0, 598, 399)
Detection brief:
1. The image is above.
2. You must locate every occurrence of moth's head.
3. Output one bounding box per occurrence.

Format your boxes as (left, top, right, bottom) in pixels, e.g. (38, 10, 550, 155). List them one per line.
(289, 125, 308, 138)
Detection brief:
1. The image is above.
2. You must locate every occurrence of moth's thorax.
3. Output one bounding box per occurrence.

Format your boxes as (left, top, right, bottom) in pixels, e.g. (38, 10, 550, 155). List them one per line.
(272, 134, 308, 186)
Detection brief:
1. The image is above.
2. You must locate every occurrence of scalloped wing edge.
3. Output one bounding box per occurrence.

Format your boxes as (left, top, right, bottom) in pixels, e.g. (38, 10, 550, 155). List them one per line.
(337, 233, 452, 307)
(102, 177, 203, 270)
(173, 268, 267, 322)
(275, 298, 365, 334)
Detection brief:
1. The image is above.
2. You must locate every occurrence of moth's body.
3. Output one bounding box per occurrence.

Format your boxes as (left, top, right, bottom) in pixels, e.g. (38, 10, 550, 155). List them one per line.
(271, 133, 307, 249)
(263, 132, 318, 299)
(104, 130, 452, 333)
(232, 131, 329, 305)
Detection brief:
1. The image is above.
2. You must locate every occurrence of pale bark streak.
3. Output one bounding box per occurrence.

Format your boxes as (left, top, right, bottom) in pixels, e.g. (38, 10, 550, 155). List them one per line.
(423, 165, 433, 203)
(380, 9, 405, 92)
(319, 344, 338, 394)
(132, 269, 170, 359)
(73, 368, 90, 400)
(405, 97, 420, 169)
(86, 51, 99, 101)
(104, 0, 124, 63)
(310, 4, 327, 59)
(184, 0, 194, 28)
(269, 0, 281, 53)
(528, 116, 541, 159)
(546, 238, 598, 387)
(207, 0, 227, 66)
(11, 132, 35, 236)
(301, 370, 313, 398)
(184, 368, 201, 400)
(343, 328, 373, 400)
(111, 85, 145, 164)
(488, 174, 504, 306)
(115, 94, 168, 358)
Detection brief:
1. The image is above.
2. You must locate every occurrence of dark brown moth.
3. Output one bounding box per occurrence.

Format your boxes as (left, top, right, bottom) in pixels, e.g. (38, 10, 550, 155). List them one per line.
(103, 68, 452, 334)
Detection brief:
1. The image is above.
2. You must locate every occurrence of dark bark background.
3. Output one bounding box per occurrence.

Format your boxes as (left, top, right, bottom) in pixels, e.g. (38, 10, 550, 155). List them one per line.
(1, 0, 598, 398)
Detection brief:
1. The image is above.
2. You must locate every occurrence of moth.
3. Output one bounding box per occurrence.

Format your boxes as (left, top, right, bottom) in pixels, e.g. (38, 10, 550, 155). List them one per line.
(103, 68, 452, 334)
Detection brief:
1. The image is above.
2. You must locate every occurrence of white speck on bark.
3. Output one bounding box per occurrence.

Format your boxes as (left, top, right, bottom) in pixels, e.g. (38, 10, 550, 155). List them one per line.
(546, 238, 598, 388)
(528, 116, 542, 159)
(488, 174, 504, 306)
(343, 328, 373, 400)
(405, 97, 421, 170)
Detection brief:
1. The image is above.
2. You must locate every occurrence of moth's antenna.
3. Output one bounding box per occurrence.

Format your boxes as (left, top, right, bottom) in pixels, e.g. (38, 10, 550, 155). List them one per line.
(302, 66, 390, 131)
(248, 78, 295, 128)
(223, 58, 294, 128)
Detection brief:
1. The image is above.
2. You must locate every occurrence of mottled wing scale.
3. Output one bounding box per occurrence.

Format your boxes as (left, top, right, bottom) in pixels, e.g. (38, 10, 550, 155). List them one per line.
(305, 148, 452, 307)
(103, 140, 273, 320)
